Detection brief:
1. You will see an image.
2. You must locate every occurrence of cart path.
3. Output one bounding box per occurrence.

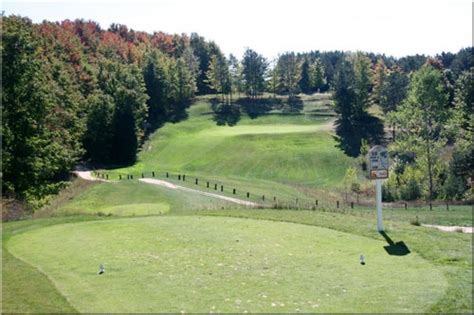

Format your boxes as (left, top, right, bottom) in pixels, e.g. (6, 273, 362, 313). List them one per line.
(422, 224, 473, 234)
(139, 178, 259, 207)
(74, 170, 109, 182)
(74, 170, 259, 207)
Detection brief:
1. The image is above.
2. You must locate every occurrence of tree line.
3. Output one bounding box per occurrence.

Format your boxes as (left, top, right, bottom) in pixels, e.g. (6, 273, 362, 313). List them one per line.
(2, 15, 472, 207)
(331, 53, 472, 204)
(2, 16, 216, 206)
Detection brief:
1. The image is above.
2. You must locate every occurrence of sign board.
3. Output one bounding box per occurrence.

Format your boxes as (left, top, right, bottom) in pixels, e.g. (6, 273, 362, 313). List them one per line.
(368, 145, 389, 179)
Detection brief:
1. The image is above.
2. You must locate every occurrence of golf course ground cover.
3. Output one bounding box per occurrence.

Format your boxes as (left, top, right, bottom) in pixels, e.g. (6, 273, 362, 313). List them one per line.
(6, 215, 448, 313)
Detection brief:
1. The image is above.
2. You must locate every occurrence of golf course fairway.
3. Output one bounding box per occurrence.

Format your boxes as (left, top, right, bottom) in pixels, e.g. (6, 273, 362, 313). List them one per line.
(7, 216, 447, 313)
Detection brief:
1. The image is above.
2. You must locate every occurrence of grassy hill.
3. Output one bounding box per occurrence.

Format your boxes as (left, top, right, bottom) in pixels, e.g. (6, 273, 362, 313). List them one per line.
(103, 94, 354, 202)
(2, 94, 472, 313)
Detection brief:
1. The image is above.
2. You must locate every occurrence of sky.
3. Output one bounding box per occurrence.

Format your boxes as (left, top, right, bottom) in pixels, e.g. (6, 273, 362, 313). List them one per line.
(2, 0, 472, 59)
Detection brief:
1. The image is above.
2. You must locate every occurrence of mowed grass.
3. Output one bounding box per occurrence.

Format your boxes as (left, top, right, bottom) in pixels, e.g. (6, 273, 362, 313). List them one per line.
(3, 94, 472, 313)
(106, 96, 353, 199)
(7, 216, 447, 313)
(34, 180, 238, 217)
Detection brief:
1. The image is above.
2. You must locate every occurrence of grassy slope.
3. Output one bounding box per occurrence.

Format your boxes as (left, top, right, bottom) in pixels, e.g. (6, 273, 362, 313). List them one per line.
(2, 94, 472, 313)
(105, 95, 353, 200)
(8, 216, 446, 313)
(34, 180, 237, 217)
(2, 216, 105, 313)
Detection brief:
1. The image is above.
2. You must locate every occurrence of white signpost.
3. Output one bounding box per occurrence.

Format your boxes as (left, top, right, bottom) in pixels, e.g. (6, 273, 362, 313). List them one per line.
(368, 145, 389, 232)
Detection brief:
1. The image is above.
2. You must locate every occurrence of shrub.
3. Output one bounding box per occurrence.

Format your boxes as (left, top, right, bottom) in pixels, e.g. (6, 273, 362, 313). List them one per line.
(400, 177, 421, 201)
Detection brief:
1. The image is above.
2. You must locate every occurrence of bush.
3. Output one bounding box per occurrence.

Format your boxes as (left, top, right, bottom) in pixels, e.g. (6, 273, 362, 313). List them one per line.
(441, 172, 467, 201)
(400, 177, 421, 201)
(382, 184, 396, 202)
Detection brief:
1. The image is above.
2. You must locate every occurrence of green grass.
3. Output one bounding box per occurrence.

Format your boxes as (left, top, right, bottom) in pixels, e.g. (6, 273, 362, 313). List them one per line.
(2, 216, 105, 313)
(2, 94, 472, 313)
(7, 216, 447, 313)
(104, 97, 353, 202)
(34, 180, 238, 217)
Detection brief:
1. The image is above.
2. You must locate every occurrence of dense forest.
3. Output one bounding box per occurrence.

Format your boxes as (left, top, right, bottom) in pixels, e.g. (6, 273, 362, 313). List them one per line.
(2, 15, 473, 208)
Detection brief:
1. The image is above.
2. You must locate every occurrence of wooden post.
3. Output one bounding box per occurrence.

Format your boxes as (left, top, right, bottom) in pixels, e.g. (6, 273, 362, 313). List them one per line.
(152, 171, 155, 177)
(262, 195, 265, 201)
(214, 184, 217, 190)
(207, 181, 209, 188)
(404, 203, 407, 210)
(221, 185, 223, 192)
(178, 174, 181, 180)
(130, 175, 133, 180)
(351, 202, 354, 209)
(141, 173, 144, 178)
(336, 200, 339, 208)
(119, 174, 122, 180)
(166, 172, 169, 178)
(247, 192, 250, 198)
(183, 175, 186, 181)
(316, 199, 318, 206)
(106, 174, 108, 180)
(195, 178, 198, 185)
(233, 189, 236, 195)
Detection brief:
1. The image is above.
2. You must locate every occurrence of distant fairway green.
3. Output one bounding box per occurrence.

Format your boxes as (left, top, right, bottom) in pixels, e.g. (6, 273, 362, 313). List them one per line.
(8, 216, 446, 313)
(107, 96, 353, 198)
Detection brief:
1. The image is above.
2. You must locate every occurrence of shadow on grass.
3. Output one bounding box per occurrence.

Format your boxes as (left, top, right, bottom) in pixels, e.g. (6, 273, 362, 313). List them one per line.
(334, 114, 386, 157)
(236, 98, 279, 119)
(380, 231, 411, 256)
(210, 98, 241, 126)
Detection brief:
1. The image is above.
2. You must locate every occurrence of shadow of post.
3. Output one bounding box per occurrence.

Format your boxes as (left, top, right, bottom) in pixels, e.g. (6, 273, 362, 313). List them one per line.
(380, 231, 411, 256)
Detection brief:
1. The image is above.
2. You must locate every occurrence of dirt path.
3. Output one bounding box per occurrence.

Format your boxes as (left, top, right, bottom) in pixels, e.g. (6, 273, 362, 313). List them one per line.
(139, 178, 259, 207)
(422, 224, 473, 234)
